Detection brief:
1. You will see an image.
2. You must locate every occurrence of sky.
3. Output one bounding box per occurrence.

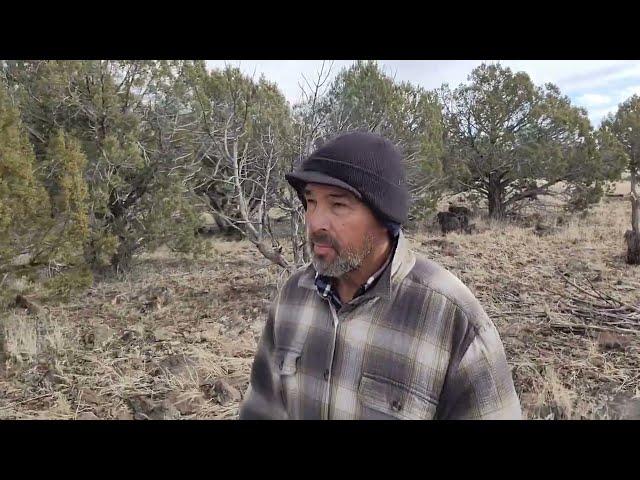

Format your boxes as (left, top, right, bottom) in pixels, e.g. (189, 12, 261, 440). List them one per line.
(206, 60, 640, 128)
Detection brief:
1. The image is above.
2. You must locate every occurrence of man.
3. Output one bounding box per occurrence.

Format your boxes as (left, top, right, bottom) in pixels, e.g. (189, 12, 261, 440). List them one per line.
(239, 131, 521, 420)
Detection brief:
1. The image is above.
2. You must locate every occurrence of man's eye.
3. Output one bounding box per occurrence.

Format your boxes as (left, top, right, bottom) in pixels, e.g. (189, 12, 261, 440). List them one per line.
(306, 198, 316, 205)
(333, 203, 346, 208)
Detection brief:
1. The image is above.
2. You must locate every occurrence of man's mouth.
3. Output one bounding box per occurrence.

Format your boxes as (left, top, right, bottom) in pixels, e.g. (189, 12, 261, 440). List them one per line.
(313, 243, 335, 255)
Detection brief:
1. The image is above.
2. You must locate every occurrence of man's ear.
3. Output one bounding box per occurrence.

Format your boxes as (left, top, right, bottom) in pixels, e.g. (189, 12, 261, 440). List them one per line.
(374, 217, 389, 239)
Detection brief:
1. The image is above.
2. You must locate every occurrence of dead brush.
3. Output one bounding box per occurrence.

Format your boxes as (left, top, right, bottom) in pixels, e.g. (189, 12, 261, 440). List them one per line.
(3, 187, 639, 420)
(86, 356, 157, 412)
(546, 272, 640, 336)
(411, 198, 640, 419)
(526, 366, 577, 419)
(2, 309, 70, 366)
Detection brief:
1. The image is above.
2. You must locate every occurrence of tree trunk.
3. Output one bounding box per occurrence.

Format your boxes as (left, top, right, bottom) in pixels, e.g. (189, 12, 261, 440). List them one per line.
(111, 236, 136, 274)
(487, 172, 505, 220)
(212, 212, 236, 236)
(626, 169, 640, 265)
(289, 207, 308, 267)
(290, 213, 302, 266)
(0, 317, 5, 378)
(253, 240, 291, 272)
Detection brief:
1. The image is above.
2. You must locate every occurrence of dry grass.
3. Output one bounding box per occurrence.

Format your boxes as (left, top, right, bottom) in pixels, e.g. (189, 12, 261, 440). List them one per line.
(3, 311, 68, 365)
(2, 186, 640, 420)
(410, 194, 640, 419)
(0, 238, 275, 420)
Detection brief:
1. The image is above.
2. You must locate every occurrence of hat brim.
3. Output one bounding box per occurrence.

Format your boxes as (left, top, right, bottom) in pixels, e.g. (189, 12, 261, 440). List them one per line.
(285, 170, 362, 199)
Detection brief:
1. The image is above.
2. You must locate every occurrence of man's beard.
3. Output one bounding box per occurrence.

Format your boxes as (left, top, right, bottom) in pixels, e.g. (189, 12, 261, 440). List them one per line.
(307, 231, 375, 278)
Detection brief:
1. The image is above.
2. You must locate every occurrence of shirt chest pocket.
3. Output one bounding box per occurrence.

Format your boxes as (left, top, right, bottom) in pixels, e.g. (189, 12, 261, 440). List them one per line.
(276, 349, 302, 416)
(357, 373, 438, 420)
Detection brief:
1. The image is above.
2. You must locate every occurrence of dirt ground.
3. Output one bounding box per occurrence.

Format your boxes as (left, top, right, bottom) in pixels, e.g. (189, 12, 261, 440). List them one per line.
(2, 184, 639, 420)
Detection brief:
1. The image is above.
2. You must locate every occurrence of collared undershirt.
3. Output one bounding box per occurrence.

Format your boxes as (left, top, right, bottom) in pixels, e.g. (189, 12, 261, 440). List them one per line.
(314, 224, 400, 310)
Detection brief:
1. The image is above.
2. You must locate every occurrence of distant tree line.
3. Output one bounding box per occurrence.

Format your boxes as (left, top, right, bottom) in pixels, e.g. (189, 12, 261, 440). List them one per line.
(1, 59, 637, 295)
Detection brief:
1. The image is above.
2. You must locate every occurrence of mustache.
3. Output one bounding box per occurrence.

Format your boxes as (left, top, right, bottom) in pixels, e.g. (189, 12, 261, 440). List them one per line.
(309, 232, 339, 250)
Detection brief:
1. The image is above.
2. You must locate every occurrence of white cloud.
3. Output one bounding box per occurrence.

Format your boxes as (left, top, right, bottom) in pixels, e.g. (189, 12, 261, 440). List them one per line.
(576, 93, 612, 107)
(206, 60, 356, 106)
(204, 60, 640, 129)
(620, 84, 640, 99)
(559, 63, 640, 93)
(493, 61, 628, 89)
(589, 106, 616, 125)
(584, 84, 640, 126)
(378, 60, 480, 90)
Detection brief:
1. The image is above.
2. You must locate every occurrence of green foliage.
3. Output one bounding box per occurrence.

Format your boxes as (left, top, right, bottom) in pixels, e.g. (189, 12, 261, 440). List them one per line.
(183, 62, 294, 232)
(565, 182, 604, 212)
(593, 126, 628, 181)
(44, 265, 94, 300)
(4, 60, 636, 280)
(141, 178, 206, 257)
(86, 230, 120, 269)
(440, 63, 609, 218)
(0, 83, 51, 266)
(32, 130, 90, 265)
(3, 60, 204, 273)
(601, 95, 640, 172)
(602, 94, 640, 245)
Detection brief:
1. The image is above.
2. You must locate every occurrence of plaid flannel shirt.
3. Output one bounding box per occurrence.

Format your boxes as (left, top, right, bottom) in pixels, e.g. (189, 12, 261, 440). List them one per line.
(239, 231, 522, 420)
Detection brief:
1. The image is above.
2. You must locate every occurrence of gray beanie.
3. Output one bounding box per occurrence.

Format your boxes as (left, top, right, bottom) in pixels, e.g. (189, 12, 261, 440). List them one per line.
(285, 131, 409, 225)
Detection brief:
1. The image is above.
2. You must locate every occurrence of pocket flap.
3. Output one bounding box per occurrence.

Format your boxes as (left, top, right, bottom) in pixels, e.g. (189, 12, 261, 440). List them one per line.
(358, 373, 437, 420)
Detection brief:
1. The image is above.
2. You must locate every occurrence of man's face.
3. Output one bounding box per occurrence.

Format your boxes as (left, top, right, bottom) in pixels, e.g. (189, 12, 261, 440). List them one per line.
(303, 183, 386, 278)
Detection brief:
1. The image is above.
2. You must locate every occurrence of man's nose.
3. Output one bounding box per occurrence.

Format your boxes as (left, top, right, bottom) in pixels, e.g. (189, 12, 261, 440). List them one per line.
(306, 204, 330, 233)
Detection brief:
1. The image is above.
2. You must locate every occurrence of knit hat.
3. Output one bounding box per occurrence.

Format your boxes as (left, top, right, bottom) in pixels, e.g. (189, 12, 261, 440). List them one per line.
(285, 131, 409, 224)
